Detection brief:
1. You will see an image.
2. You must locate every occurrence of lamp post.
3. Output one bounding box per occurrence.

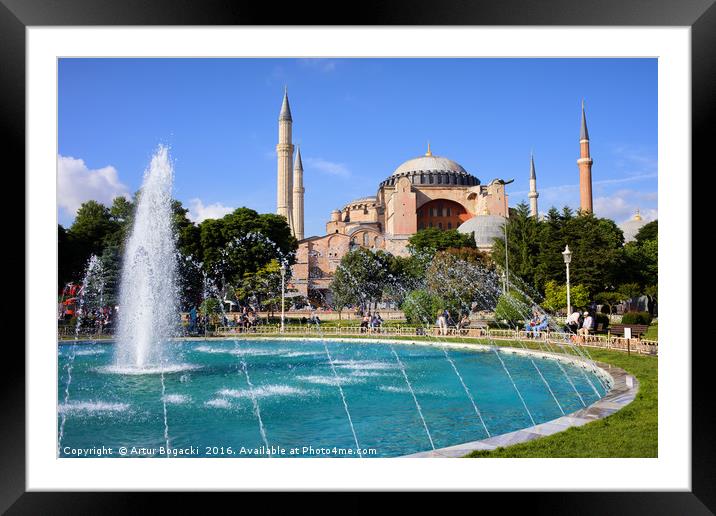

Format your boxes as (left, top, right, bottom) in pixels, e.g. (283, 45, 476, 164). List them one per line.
(280, 262, 286, 333)
(562, 245, 572, 318)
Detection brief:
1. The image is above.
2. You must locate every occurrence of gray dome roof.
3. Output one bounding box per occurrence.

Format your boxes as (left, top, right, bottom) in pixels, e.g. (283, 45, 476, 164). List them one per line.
(619, 213, 648, 242)
(392, 155, 467, 176)
(380, 153, 479, 189)
(457, 215, 507, 248)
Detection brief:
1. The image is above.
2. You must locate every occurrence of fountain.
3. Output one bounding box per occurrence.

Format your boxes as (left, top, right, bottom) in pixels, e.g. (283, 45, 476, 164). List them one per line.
(58, 153, 617, 458)
(115, 145, 178, 369)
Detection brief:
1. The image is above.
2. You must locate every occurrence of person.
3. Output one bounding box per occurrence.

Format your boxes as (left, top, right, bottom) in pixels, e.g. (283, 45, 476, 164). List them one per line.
(524, 310, 539, 338)
(578, 311, 593, 337)
(458, 314, 471, 335)
(371, 312, 383, 333)
(532, 312, 549, 338)
(437, 310, 448, 336)
(443, 309, 455, 328)
(566, 310, 581, 334)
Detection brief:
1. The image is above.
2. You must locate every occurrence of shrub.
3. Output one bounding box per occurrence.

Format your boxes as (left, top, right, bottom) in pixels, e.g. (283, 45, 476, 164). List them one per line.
(622, 311, 652, 325)
(494, 289, 532, 326)
(401, 290, 443, 325)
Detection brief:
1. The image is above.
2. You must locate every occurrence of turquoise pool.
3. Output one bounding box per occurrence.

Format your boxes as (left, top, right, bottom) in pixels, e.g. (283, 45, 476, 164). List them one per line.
(58, 338, 609, 458)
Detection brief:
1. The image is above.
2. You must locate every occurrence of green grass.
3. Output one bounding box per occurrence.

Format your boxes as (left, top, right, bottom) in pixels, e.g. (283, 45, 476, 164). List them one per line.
(644, 323, 658, 340)
(465, 348, 658, 458)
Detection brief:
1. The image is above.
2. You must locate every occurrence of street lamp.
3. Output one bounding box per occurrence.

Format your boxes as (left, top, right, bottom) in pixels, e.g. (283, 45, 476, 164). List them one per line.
(562, 245, 572, 317)
(280, 262, 286, 333)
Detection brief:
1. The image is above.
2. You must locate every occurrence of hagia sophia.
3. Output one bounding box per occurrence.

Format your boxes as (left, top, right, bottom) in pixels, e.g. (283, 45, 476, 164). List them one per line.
(273, 90, 642, 302)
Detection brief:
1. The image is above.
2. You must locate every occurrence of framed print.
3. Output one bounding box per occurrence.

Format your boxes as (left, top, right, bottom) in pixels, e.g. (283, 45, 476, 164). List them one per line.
(5, 0, 713, 511)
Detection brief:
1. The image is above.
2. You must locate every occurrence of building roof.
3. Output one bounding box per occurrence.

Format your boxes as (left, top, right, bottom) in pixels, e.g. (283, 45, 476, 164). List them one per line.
(279, 89, 292, 121)
(343, 196, 376, 209)
(457, 215, 507, 248)
(380, 150, 479, 188)
(529, 153, 536, 180)
(392, 154, 468, 177)
(580, 100, 589, 140)
(619, 211, 648, 243)
(294, 146, 303, 170)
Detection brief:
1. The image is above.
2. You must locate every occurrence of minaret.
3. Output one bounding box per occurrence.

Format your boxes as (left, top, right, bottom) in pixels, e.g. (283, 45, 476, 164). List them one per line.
(577, 100, 594, 213)
(292, 146, 305, 241)
(528, 152, 539, 218)
(276, 87, 295, 233)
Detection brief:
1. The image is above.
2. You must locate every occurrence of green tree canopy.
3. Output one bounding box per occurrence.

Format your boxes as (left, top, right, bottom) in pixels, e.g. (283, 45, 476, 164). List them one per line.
(407, 227, 476, 256)
(542, 280, 590, 313)
(198, 207, 297, 284)
(329, 248, 391, 310)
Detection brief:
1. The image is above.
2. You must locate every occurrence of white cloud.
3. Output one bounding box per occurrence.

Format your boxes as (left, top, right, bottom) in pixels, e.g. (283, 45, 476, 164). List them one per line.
(57, 155, 130, 219)
(304, 157, 351, 178)
(187, 198, 234, 223)
(593, 189, 657, 223)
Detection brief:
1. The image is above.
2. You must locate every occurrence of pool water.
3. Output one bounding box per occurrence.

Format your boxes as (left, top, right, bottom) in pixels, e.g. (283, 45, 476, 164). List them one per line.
(57, 339, 609, 458)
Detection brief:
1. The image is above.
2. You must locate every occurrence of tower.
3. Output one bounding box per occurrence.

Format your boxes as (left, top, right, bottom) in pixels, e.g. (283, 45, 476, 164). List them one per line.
(292, 146, 305, 241)
(577, 100, 594, 213)
(528, 152, 539, 218)
(276, 87, 295, 233)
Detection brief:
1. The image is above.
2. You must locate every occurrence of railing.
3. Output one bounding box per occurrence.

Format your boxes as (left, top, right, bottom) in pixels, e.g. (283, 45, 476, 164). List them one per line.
(211, 325, 658, 355)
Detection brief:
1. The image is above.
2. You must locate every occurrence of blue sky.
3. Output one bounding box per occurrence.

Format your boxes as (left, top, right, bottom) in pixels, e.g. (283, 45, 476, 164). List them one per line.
(58, 58, 657, 236)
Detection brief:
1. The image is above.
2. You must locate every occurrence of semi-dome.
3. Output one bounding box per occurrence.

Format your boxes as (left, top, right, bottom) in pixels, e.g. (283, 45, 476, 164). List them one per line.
(457, 214, 507, 249)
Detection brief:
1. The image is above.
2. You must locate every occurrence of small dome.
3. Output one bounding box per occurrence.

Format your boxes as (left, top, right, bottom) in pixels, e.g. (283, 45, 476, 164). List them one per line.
(392, 155, 467, 176)
(457, 215, 507, 249)
(619, 211, 649, 243)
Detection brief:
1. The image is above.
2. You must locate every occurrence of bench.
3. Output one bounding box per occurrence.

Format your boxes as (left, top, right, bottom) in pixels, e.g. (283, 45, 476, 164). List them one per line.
(610, 324, 649, 338)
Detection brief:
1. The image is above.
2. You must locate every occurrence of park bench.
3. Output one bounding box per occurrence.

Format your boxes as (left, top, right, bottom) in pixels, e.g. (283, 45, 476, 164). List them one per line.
(609, 324, 649, 339)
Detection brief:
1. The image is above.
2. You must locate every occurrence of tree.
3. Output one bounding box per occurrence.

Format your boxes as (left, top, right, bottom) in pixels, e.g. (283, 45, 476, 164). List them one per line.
(560, 212, 625, 295)
(594, 291, 623, 315)
(401, 290, 444, 325)
(494, 289, 532, 326)
(490, 203, 541, 289)
(635, 220, 658, 244)
(234, 259, 283, 313)
(425, 248, 495, 313)
(542, 280, 590, 313)
(329, 248, 391, 310)
(382, 254, 426, 305)
(618, 282, 643, 300)
(407, 227, 476, 256)
(198, 207, 297, 284)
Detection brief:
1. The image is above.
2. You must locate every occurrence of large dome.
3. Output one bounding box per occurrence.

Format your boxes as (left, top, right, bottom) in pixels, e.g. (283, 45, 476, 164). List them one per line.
(392, 155, 467, 176)
(379, 150, 479, 188)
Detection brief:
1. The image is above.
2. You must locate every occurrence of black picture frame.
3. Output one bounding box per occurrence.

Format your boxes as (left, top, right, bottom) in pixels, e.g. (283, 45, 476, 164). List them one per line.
(4, 0, 709, 511)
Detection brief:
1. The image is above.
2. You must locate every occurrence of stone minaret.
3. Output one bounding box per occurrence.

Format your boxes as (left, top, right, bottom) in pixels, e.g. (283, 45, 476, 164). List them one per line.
(577, 100, 594, 213)
(276, 88, 295, 233)
(292, 146, 305, 241)
(528, 152, 539, 218)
